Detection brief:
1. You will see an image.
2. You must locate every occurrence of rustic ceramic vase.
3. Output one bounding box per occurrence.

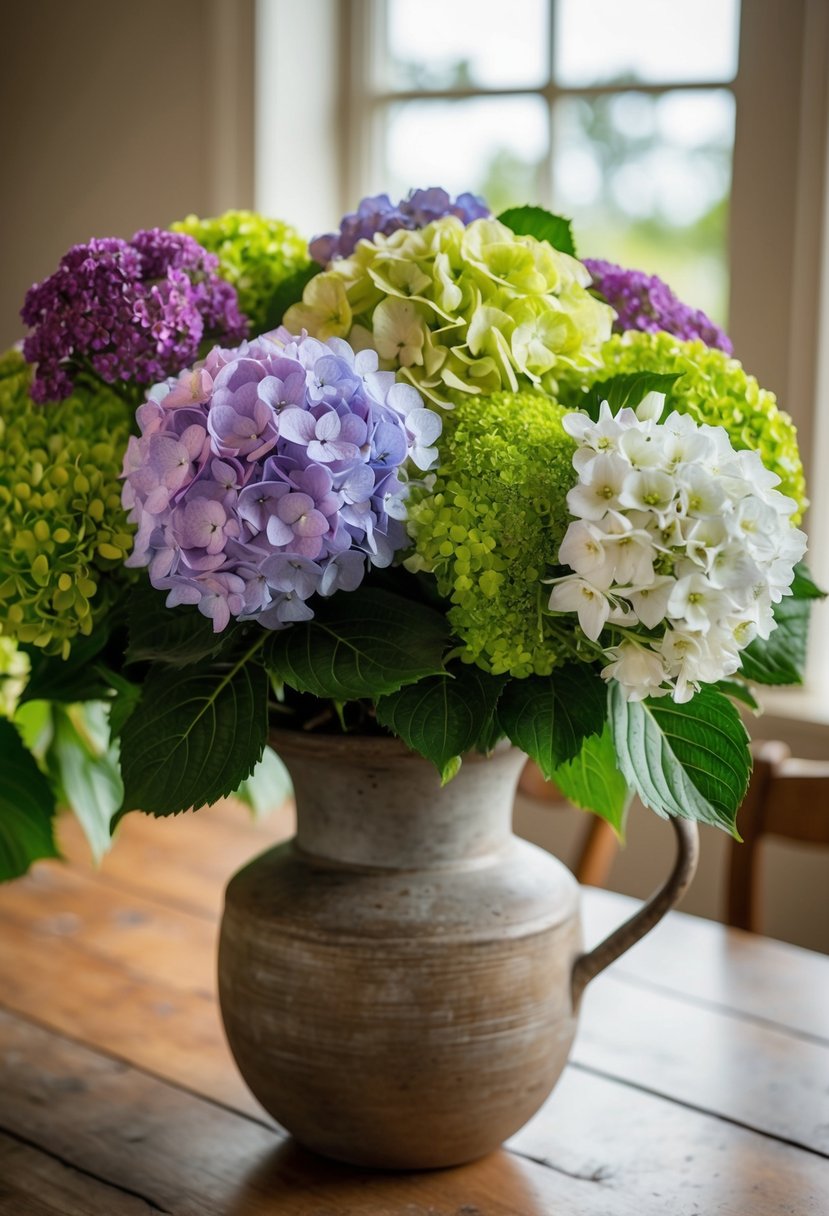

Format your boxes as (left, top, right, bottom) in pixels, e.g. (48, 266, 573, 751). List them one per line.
(218, 731, 698, 1169)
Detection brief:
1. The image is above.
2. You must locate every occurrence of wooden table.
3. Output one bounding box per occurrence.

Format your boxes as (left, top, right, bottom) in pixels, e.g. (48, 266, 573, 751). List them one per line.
(1, 800, 827, 1215)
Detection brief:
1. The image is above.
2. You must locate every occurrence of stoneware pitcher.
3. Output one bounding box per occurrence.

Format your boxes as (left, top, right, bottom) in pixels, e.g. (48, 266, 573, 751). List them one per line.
(218, 730, 699, 1169)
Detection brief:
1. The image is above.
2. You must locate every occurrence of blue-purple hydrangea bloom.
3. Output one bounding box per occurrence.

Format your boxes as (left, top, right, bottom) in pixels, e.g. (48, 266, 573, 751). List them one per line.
(22, 229, 247, 403)
(121, 330, 441, 631)
(310, 187, 490, 264)
(583, 258, 732, 354)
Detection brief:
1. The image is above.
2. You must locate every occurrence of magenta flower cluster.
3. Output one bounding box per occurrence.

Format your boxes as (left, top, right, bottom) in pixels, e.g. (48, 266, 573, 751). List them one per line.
(310, 187, 490, 264)
(583, 258, 732, 354)
(121, 330, 441, 631)
(21, 229, 247, 403)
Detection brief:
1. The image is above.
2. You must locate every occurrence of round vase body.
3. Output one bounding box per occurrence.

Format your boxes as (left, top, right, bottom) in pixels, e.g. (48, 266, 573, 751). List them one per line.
(218, 732, 582, 1169)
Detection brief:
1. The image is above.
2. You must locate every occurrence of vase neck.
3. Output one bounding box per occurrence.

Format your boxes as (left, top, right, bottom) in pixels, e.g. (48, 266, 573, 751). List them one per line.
(272, 733, 527, 870)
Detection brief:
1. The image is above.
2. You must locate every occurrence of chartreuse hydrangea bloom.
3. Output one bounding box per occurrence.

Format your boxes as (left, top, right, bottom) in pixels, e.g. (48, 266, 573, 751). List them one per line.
(172, 210, 310, 334)
(285, 217, 614, 406)
(407, 390, 578, 676)
(561, 331, 806, 519)
(0, 638, 28, 717)
(0, 350, 133, 658)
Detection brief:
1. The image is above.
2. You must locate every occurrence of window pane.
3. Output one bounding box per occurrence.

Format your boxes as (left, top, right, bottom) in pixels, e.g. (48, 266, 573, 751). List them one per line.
(552, 89, 735, 324)
(379, 97, 548, 214)
(555, 0, 740, 86)
(385, 0, 548, 90)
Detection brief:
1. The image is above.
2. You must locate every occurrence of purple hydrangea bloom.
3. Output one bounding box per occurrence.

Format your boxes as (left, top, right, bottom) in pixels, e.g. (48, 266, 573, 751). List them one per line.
(583, 259, 732, 354)
(310, 187, 490, 264)
(21, 230, 248, 403)
(122, 330, 442, 631)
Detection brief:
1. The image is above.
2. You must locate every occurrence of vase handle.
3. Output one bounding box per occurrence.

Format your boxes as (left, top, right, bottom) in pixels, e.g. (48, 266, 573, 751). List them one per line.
(571, 817, 700, 1006)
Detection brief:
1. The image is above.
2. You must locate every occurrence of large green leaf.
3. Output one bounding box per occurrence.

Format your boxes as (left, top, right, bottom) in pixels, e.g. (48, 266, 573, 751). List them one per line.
(125, 584, 227, 669)
(266, 588, 450, 701)
(790, 561, 826, 600)
(233, 745, 293, 818)
(20, 627, 112, 704)
(738, 596, 810, 686)
(0, 718, 59, 880)
(582, 372, 682, 422)
(497, 664, 607, 778)
(551, 724, 632, 835)
(498, 206, 577, 257)
(119, 645, 269, 817)
(609, 684, 751, 835)
(375, 666, 507, 782)
(50, 704, 121, 864)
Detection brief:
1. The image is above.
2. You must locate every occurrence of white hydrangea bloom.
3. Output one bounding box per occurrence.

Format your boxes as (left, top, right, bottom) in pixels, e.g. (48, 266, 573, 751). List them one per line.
(547, 395, 808, 702)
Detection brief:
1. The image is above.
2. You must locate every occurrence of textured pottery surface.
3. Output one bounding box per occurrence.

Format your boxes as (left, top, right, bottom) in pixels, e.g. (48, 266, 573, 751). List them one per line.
(219, 733, 583, 1169)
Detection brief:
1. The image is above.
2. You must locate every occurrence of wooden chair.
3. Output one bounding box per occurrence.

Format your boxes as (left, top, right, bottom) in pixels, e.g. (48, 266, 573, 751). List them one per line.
(518, 761, 619, 887)
(727, 740, 829, 931)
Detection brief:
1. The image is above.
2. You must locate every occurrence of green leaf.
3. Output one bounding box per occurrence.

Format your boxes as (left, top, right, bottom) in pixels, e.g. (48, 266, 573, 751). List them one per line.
(20, 627, 112, 703)
(738, 595, 810, 686)
(713, 680, 760, 712)
(266, 587, 450, 701)
(119, 643, 269, 817)
(233, 745, 293, 818)
(126, 583, 227, 668)
(0, 718, 59, 880)
(49, 705, 122, 864)
(498, 206, 577, 257)
(551, 724, 633, 835)
(263, 262, 320, 331)
(581, 371, 683, 422)
(102, 670, 143, 737)
(375, 665, 507, 782)
(790, 561, 826, 600)
(497, 663, 607, 778)
(609, 684, 751, 835)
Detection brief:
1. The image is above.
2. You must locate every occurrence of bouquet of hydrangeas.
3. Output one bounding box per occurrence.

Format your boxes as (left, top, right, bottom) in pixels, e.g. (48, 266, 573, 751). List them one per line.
(0, 188, 822, 880)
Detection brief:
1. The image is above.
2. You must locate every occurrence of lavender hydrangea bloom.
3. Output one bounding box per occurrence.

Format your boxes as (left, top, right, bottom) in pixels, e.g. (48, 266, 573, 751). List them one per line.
(310, 187, 490, 264)
(21, 230, 247, 403)
(122, 330, 442, 631)
(583, 259, 732, 354)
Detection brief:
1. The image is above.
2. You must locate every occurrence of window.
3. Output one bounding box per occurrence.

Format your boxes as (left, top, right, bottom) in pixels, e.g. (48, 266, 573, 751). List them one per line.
(357, 0, 739, 324)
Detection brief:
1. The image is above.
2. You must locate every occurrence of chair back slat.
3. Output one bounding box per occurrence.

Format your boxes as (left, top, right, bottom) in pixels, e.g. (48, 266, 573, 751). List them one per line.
(727, 742, 829, 932)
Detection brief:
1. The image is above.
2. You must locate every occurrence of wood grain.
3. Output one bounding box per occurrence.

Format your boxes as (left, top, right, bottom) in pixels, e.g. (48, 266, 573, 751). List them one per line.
(2, 1006, 827, 1216)
(582, 889, 829, 1040)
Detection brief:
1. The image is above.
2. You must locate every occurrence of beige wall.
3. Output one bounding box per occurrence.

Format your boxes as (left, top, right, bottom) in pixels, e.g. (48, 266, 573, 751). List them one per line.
(1, 0, 253, 347)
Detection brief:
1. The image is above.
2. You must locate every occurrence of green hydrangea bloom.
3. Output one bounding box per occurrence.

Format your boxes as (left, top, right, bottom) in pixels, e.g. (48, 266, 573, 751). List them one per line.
(407, 390, 578, 676)
(561, 331, 807, 520)
(171, 210, 310, 334)
(284, 217, 614, 406)
(0, 350, 134, 658)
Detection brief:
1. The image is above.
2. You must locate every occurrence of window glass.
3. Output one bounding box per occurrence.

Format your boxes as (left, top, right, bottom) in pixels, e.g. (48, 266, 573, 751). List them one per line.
(555, 0, 740, 86)
(386, 0, 549, 90)
(380, 96, 548, 214)
(552, 89, 736, 323)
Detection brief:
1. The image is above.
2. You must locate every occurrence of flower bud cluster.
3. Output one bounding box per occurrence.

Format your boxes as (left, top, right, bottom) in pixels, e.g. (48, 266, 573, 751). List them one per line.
(171, 210, 310, 334)
(584, 259, 732, 353)
(548, 395, 807, 702)
(22, 229, 247, 403)
(122, 331, 441, 631)
(0, 349, 134, 658)
(310, 187, 490, 264)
